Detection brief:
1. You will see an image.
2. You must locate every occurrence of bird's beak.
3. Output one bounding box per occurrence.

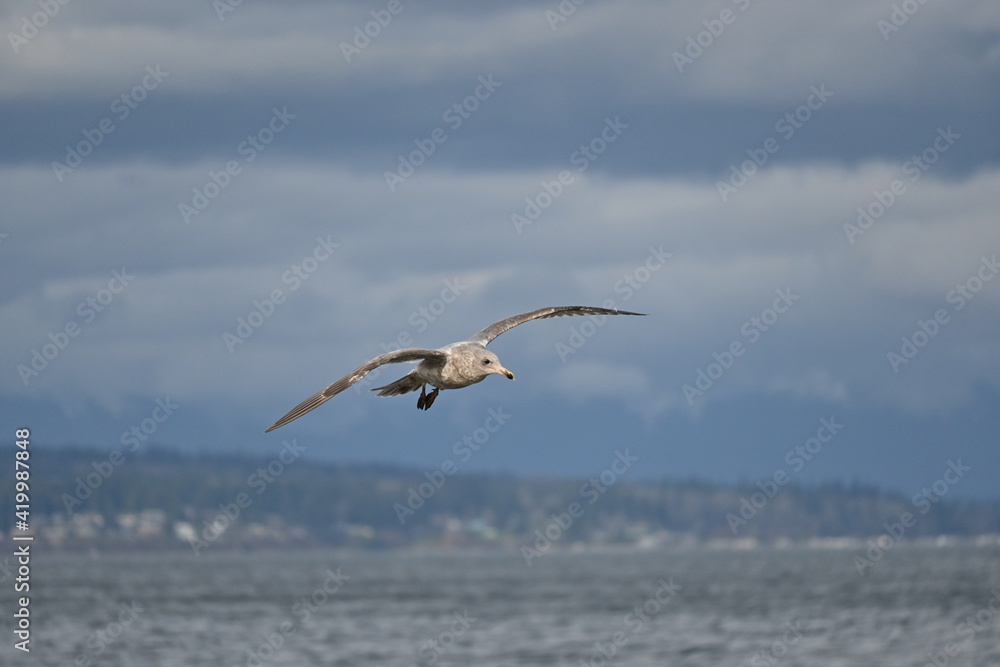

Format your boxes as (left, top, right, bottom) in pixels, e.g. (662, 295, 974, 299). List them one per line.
(499, 366, 515, 380)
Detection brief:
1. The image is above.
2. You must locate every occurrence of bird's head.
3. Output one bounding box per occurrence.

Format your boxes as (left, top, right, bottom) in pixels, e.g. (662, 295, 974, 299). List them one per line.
(478, 348, 515, 381)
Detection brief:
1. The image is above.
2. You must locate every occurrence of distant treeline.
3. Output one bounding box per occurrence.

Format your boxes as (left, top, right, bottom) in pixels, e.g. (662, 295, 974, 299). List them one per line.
(7, 445, 1000, 546)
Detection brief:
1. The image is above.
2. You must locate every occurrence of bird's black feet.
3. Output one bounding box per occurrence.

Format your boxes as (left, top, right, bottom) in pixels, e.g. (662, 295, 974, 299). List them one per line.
(424, 387, 439, 409)
(416, 385, 439, 410)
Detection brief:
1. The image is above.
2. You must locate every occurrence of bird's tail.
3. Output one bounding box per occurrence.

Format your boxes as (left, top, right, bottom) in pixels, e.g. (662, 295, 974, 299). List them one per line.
(371, 371, 423, 397)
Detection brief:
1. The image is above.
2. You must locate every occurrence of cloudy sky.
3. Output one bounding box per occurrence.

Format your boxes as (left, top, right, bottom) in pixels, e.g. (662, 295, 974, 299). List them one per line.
(3, 0, 999, 500)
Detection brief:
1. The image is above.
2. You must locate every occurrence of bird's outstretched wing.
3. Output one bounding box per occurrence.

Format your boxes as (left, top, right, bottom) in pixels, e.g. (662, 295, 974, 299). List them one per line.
(467, 306, 646, 346)
(265, 348, 447, 432)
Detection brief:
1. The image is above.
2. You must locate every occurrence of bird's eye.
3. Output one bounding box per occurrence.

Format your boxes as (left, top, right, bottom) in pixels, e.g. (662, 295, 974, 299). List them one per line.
(483, 359, 491, 365)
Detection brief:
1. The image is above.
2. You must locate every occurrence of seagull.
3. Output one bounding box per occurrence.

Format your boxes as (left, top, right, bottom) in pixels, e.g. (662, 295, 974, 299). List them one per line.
(265, 305, 644, 432)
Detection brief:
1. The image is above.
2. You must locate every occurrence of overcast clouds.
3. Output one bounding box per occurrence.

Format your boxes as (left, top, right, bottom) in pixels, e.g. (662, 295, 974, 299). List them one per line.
(3, 0, 999, 498)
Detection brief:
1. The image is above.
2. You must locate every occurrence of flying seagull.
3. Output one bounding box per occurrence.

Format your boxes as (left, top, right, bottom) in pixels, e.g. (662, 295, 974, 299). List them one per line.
(265, 305, 644, 432)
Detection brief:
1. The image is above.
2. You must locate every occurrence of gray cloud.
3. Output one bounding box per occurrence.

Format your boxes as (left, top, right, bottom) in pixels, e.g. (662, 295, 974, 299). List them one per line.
(2, 0, 998, 497)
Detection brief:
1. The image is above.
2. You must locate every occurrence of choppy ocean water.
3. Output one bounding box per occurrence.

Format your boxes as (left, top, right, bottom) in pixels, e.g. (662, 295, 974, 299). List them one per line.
(5, 545, 1000, 666)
